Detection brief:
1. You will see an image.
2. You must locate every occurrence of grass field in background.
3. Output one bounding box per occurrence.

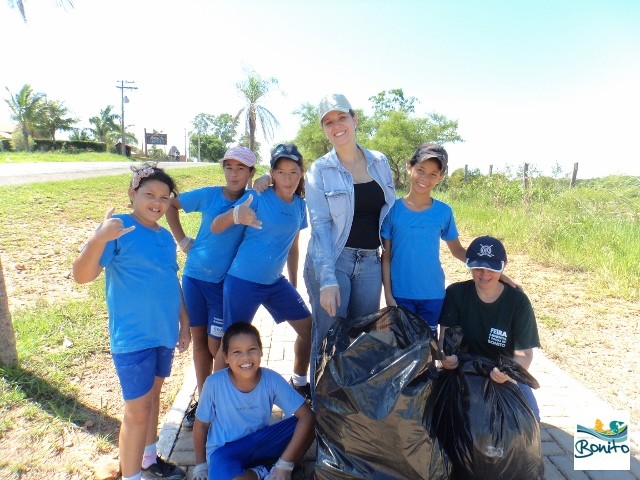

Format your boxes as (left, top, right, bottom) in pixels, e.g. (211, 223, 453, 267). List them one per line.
(1, 151, 136, 163)
(435, 174, 640, 301)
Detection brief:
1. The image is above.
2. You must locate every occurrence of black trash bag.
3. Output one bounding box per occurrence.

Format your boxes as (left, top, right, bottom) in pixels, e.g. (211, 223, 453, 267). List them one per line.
(428, 326, 543, 480)
(314, 306, 451, 480)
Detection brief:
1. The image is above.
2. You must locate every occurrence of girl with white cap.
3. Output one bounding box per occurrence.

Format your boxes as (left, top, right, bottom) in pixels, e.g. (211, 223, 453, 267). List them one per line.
(165, 146, 256, 427)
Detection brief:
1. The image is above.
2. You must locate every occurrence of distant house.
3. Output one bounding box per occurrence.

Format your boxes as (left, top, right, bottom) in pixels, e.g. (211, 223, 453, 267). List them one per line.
(0, 123, 15, 139)
(115, 142, 132, 157)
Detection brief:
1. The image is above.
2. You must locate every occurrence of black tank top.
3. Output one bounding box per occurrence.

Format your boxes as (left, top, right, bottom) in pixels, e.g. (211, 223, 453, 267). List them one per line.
(346, 180, 385, 249)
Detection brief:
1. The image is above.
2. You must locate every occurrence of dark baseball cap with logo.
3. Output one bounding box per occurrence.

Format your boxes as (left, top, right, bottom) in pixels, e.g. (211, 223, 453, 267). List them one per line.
(270, 143, 303, 168)
(465, 236, 507, 272)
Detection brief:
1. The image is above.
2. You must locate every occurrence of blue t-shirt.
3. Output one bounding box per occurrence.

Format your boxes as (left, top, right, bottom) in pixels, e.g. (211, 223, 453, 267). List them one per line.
(227, 188, 308, 285)
(99, 214, 181, 353)
(196, 367, 304, 458)
(179, 186, 246, 283)
(381, 198, 459, 300)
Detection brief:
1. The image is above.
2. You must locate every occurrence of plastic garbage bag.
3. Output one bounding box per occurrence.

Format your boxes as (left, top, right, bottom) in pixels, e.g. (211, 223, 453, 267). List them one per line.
(314, 306, 451, 480)
(427, 326, 543, 480)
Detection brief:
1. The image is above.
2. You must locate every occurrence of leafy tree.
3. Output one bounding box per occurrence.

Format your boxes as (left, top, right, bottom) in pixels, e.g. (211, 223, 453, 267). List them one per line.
(292, 103, 332, 164)
(148, 146, 168, 161)
(88, 105, 120, 151)
(369, 89, 418, 117)
(69, 128, 91, 141)
(211, 113, 236, 146)
(35, 99, 77, 147)
(235, 71, 280, 153)
(4, 84, 45, 151)
(189, 134, 225, 162)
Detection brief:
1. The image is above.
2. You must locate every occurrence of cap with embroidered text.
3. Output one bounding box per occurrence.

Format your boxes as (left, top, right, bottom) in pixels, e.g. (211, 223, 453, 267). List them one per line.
(270, 143, 303, 168)
(466, 235, 507, 272)
(318, 94, 352, 122)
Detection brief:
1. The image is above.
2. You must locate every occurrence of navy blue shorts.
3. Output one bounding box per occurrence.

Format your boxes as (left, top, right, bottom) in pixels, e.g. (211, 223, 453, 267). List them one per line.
(394, 297, 444, 333)
(182, 275, 224, 338)
(222, 275, 311, 331)
(208, 416, 297, 479)
(112, 346, 174, 400)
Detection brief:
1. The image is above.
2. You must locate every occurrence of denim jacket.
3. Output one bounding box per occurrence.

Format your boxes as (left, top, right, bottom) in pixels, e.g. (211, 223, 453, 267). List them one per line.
(306, 145, 396, 288)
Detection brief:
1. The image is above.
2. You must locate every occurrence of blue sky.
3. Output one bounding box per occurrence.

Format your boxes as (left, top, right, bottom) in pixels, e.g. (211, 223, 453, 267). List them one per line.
(1, 0, 639, 178)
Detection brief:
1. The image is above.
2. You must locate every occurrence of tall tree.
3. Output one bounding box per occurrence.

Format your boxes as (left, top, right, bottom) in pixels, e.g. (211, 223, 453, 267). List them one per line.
(234, 71, 280, 153)
(0, 256, 18, 366)
(211, 113, 236, 146)
(88, 105, 120, 151)
(36, 99, 77, 147)
(4, 84, 45, 151)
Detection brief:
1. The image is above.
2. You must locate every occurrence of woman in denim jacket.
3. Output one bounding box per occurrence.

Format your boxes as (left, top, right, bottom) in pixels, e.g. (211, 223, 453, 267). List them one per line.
(304, 94, 396, 391)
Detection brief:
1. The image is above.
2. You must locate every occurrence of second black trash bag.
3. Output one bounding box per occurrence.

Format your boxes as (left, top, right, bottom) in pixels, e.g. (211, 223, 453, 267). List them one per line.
(314, 306, 451, 480)
(427, 326, 544, 480)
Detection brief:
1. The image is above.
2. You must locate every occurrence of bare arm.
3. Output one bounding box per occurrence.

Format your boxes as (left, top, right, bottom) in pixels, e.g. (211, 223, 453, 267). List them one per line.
(192, 418, 209, 464)
(513, 348, 534, 370)
(279, 403, 315, 463)
(381, 238, 396, 307)
(287, 232, 300, 289)
(445, 238, 467, 263)
(165, 197, 186, 242)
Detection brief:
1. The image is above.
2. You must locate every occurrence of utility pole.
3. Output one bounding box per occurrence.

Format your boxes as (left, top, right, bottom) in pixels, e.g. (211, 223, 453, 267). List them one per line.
(116, 80, 138, 156)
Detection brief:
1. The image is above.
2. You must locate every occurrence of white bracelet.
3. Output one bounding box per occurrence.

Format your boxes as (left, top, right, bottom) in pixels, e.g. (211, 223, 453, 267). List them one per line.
(233, 205, 240, 224)
(178, 236, 193, 252)
(274, 458, 294, 471)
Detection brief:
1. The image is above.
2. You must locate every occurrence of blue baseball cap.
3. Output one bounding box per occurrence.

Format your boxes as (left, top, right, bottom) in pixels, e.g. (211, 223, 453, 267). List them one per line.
(466, 236, 507, 272)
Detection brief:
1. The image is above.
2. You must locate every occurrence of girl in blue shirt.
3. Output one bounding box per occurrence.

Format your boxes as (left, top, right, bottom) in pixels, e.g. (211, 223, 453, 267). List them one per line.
(211, 144, 312, 400)
(73, 163, 190, 480)
(166, 146, 256, 427)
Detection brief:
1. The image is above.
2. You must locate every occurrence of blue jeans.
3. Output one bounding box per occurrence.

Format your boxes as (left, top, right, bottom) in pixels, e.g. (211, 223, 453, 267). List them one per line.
(518, 382, 540, 422)
(304, 247, 382, 394)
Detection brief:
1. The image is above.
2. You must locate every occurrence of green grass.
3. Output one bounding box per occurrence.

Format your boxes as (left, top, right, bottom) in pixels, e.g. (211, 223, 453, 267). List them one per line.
(1, 151, 134, 163)
(436, 173, 640, 300)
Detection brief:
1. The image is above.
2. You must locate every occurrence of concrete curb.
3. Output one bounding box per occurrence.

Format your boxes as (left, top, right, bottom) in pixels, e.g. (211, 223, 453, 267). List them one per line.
(157, 361, 196, 460)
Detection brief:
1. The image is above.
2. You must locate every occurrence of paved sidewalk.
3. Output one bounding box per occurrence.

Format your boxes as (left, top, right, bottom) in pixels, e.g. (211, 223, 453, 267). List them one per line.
(158, 230, 639, 479)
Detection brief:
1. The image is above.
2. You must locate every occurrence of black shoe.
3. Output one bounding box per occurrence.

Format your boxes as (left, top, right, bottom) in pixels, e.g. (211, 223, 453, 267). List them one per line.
(141, 456, 186, 480)
(289, 378, 311, 403)
(182, 400, 198, 429)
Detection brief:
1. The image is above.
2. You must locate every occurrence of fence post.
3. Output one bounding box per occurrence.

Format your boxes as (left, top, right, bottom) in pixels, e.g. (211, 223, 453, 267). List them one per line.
(489, 165, 493, 176)
(571, 162, 578, 187)
(523, 163, 529, 189)
(464, 164, 468, 182)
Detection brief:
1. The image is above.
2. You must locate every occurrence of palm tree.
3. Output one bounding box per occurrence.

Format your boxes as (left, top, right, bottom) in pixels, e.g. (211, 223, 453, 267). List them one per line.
(36, 99, 77, 147)
(8, 0, 74, 22)
(0, 256, 18, 366)
(234, 71, 280, 153)
(88, 105, 120, 152)
(4, 84, 45, 151)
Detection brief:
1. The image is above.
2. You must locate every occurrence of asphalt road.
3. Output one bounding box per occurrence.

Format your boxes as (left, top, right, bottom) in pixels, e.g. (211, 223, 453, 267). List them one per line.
(0, 161, 211, 186)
